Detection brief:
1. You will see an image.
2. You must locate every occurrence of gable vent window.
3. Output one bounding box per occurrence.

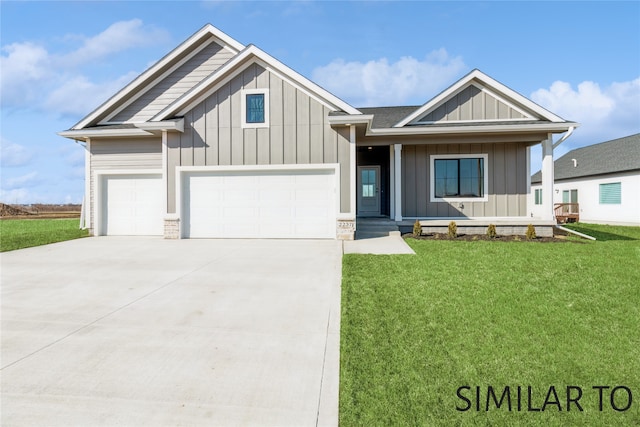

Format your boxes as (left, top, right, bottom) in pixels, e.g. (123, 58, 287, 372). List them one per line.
(241, 89, 269, 128)
(599, 182, 621, 204)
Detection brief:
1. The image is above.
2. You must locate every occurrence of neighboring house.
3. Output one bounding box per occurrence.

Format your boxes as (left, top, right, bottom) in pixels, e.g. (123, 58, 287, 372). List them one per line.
(60, 24, 577, 240)
(531, 133, 640, 226)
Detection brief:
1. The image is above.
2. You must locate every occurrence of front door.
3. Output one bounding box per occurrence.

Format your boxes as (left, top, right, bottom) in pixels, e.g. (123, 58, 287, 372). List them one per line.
(357, 166, 380, 216)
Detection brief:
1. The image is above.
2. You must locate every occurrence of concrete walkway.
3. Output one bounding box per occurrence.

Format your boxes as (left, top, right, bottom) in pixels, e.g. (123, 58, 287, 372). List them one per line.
(343, 218, 415, 255)
(1, 237, 342, 426)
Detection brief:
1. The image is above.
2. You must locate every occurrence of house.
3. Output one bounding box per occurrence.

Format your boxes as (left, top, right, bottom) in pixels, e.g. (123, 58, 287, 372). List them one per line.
(531, 133, 640, 226)
(59, 24, 577, 240)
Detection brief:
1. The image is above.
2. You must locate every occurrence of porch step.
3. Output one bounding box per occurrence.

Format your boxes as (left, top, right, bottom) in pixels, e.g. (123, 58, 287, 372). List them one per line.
(355, 218, 400, 239)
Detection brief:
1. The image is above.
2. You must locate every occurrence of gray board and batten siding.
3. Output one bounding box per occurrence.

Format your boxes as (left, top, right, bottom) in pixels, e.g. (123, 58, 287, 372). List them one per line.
(401, 142, 528, 218)
(414, 84, 528, 123)
(166, 62, 352, 214)
(110, 40, 236, 124)
(89, 138, 162, 230)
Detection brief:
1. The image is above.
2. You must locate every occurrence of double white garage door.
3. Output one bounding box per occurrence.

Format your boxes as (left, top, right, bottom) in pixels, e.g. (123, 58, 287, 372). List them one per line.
(100, 168, 337, 239)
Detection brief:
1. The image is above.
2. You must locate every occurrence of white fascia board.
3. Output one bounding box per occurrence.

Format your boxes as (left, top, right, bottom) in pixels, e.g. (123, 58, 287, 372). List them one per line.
(72, 24, 245, 130)
(394, 69, 566, 128)
(251, 46, 360, 115)
(327, 114, 374, 126)
(365, 122, 578, 137)
(100, 38, 217, 125)
(58, 128, 154, 139)
(136, 118, 184, 132)
(154, 45, 361, 121)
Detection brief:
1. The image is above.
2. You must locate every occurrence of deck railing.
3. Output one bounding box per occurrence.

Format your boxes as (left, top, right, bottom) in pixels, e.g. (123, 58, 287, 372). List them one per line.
(554, 203, 579, 224)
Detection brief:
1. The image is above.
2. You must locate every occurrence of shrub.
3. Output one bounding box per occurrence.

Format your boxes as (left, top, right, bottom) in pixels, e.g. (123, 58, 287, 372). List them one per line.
(413, 220, 422, 236)
(448, 221, 457, 238)
(526, 224, 537, 240)
(486, 224, 497, 239)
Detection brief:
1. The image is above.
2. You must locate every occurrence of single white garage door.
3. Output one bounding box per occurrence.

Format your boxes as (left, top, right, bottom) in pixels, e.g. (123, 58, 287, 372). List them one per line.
(183, 168, 337, 239)
(101, 174, 163, 236)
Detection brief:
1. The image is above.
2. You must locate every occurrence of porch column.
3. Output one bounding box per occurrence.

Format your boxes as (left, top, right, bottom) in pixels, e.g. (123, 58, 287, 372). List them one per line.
(350, 125, 356, 218)
(541, 135, 554, 221)
(394, 144, 402, 221)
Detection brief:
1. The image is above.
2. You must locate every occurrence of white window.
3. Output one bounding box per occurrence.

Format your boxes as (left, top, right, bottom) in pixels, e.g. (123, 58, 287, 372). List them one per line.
(241, 89, 269, 128)
(430, 154, 489, 202)
(534, 188, 542, 205)
(599, 182, 621, 204)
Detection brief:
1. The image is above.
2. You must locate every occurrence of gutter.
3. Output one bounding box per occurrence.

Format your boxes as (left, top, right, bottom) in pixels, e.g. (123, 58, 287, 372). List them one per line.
(553, 125, 576, 149)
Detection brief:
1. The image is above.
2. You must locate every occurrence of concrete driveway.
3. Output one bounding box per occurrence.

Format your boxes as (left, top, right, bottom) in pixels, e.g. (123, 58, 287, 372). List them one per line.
(1, 237, 342, 426)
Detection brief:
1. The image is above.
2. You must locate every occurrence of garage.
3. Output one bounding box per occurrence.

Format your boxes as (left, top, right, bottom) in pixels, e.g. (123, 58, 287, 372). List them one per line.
(99, 174, 164, 236)
(181, 167, 337, 239)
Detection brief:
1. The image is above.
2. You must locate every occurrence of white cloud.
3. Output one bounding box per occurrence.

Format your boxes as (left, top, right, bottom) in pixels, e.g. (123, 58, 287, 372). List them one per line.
(531, 77, 640, 144)
(0, 20, 168, 117)
(0, 140, 34, 167)
(0, 42, 51, 105)
(44, 71, 139, 116)
(3, 171, 40, 190)
(63, 19, 169, 66)
(312, 49, 466, 106)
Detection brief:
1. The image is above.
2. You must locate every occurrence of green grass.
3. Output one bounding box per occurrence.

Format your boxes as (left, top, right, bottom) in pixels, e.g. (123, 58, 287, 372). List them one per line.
(0, 219, 89, 252)
(340, 223, 640, 426)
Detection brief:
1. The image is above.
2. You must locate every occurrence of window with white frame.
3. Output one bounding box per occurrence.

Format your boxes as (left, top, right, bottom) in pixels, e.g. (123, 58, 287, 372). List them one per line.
(534, 188, 542, 205)
(599, 182, 621, 204)
(430, 154, 489, 202)
(241, 89, 269, 128)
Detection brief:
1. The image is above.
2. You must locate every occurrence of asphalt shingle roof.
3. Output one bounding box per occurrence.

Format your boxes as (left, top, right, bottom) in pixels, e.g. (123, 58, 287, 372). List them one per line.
(531, 133, 640, 183)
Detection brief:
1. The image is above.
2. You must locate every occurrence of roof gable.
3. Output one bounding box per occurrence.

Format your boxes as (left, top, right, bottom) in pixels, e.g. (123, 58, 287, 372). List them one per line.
(152, 44, 360, 120)
(72, 24, 245, 130)
(531, 133, 640, 183)
(394, 69, 566, 128)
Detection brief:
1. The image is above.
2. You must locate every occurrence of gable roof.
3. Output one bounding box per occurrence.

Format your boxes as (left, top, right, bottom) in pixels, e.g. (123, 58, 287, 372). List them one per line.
(72, 24, 245, 130)
(152, 44, 360, 120)
(394, 69, 566, 127)
(531, 133, 640, 183)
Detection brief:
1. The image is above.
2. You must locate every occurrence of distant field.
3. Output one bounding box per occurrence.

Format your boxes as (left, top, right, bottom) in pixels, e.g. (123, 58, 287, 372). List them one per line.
(0, 219, 89, 252)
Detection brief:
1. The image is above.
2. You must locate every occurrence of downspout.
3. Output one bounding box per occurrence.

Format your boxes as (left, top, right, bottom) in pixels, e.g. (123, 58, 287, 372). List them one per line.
(553, 125, 575, 149)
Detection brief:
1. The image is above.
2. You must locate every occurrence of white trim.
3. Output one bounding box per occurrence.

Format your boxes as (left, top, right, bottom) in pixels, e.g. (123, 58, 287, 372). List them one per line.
(349, 125, 356, 219)
(93, 169, 163, 236)
(394, 144, 403, 221)
(367, 122, 576, 136)
(241, 88, 270, 129)
(161, 131, 168, 215)
(59, 128, 154, 138)
(429, 153, 489, 203)
(73, 24, 245, 130)
(526, 146, 531, 213)
(155, 45, 360, 121)
(411, 82, 535, 125)
(394, 69, 566, 127)
(541, 136, 554, 220)
(175, 163, 341, 239)
(100, 38, 217, 124)
(390, 145, 395, 220)
(136, 119, 184, 132)
(85, 139, 91, 230)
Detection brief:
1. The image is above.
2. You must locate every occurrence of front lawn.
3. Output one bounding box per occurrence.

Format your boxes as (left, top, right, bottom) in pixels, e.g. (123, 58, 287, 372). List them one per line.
(0, 218, 89, 252)
(340, 223, 640, 426)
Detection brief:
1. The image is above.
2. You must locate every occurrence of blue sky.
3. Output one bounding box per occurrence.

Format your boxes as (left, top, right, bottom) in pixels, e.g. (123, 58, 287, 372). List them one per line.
(1, 1, 639, 204)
